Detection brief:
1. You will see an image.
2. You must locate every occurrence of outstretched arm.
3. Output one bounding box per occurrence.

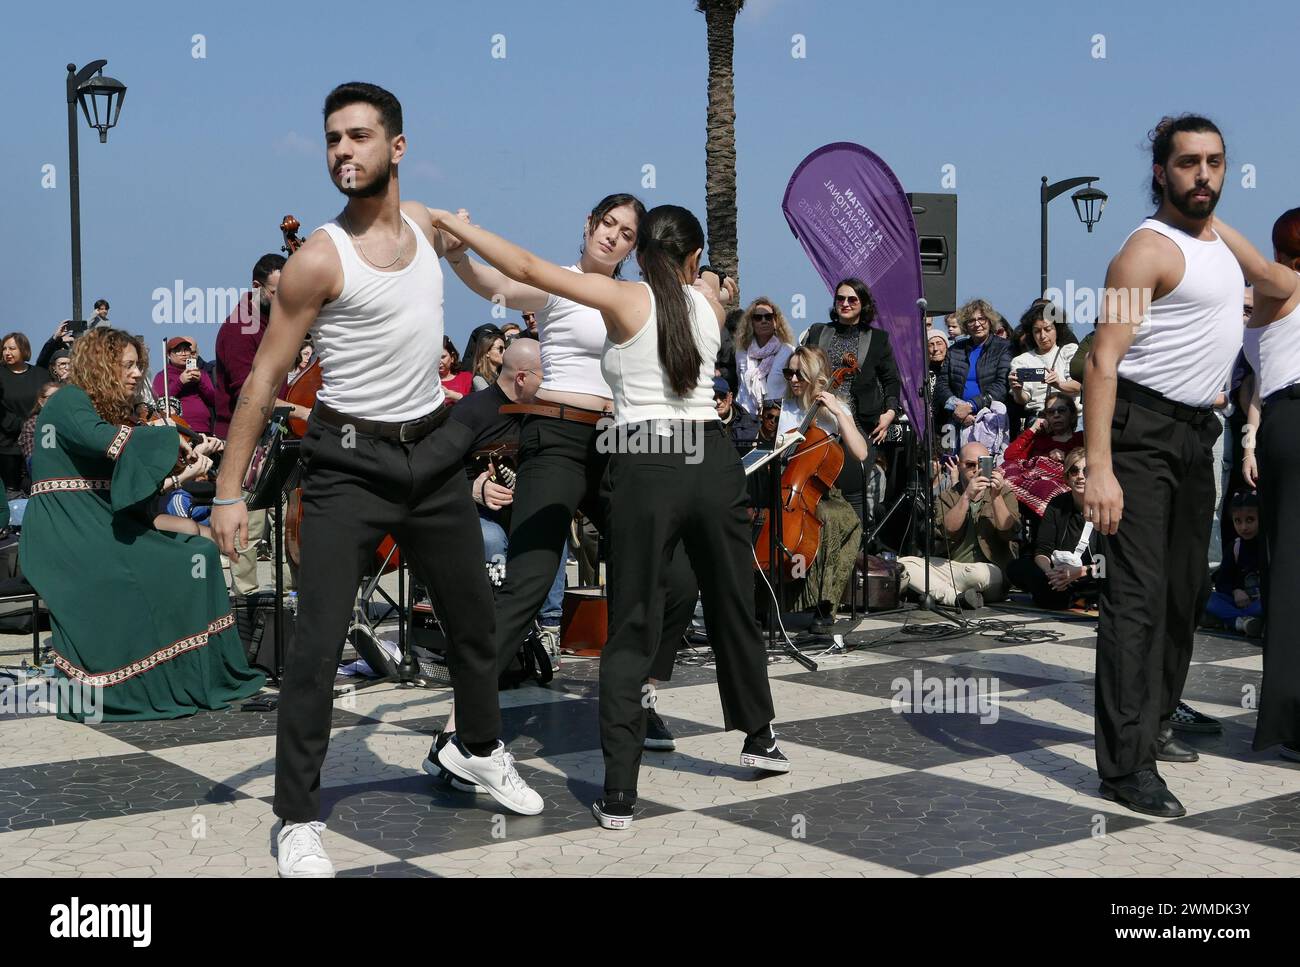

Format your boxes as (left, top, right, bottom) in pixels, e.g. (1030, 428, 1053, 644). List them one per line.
(429, 208, 645, 338)
(436, 209, 549, 312)
(1213, 217, 1299, 300)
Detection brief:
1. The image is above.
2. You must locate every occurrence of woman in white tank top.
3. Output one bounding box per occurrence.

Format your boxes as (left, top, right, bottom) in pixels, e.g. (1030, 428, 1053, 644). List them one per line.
(1214, 213, 1300, 760)
(433, 195, 701, 758)
(430, 203, 787, 831)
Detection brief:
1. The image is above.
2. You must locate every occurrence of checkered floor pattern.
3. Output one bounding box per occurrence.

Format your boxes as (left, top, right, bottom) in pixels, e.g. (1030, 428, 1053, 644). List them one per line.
(1, 603, 1295, 878)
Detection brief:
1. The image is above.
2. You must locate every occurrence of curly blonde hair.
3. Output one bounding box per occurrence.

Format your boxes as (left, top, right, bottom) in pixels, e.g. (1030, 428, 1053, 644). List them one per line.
(955, 298, 1005, 337)
(734, 298, 794, 351)
(68, 327, 141, 425)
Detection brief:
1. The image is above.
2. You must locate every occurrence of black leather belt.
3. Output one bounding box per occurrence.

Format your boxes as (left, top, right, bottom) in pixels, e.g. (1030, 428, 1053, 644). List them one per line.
(1264, 382, 1300, 406)
(1115, 377, 1214, 425)
(313, 400, 451, 442)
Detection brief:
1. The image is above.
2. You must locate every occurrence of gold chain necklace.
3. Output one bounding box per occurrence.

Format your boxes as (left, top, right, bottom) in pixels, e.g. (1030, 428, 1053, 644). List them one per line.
(341, 212, 406, 269)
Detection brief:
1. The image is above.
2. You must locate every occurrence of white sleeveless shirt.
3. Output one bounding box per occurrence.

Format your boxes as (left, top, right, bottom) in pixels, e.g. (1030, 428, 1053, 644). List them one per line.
(601, 283, 720, 426)
(312, 212, 445, 421)
(1116, 218, 1243, 407)
(537, 266, 614, 398)
(1243, 278, 1300, 400)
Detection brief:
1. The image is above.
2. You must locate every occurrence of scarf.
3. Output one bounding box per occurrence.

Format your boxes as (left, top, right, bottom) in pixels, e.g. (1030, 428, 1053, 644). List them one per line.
(744, 336, 783, 405)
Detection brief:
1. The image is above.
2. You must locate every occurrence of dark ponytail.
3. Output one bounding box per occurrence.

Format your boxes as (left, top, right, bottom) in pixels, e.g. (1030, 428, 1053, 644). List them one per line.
(637, 205, 705, 398)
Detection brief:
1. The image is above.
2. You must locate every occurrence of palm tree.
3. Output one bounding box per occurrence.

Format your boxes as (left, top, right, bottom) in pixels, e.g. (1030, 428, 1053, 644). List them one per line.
(696, 0, 745, 296)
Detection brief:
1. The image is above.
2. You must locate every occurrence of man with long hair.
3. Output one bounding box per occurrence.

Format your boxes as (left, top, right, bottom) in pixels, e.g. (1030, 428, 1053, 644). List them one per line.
(1085, 114, 1244, 818)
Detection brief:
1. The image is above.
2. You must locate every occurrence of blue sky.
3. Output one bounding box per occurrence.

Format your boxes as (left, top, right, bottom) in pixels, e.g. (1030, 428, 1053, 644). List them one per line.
(4, 0, 1298, 362)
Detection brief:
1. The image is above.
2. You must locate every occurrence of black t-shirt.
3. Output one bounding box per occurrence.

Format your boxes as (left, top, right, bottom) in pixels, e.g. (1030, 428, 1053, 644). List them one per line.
(1035, 492, 1098, 564)
(449, 383, 519, 522)
(0, 365, 51, 451)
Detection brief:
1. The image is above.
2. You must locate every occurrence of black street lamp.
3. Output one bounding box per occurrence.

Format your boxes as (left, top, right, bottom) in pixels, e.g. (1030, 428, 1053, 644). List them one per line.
(66, 60, 127, 322)
(1040, 175, 1107, 297)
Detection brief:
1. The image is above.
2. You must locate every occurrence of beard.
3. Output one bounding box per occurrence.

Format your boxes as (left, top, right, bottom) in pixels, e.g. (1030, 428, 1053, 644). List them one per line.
(336, 161, 394, 199)
(1168, 180, 1221, 218)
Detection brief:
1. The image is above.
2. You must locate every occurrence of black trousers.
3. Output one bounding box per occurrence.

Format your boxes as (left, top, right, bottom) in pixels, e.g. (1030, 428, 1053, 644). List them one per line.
(274, 413, 500, 822)
(1254, 395, 1300, 750)
(1006, 555, 1097, 610)
(1095, 395, 1219, 780)
(494, 415, 697, 681)
(601, 422, 775, 794)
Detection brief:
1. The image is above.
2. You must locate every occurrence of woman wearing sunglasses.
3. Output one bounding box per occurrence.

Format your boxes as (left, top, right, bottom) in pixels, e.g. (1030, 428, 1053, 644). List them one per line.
(776, 347, 870, 632)
(734, 298, 794, 419)
(1006, 447, 1100, 610)
(1002, 391, 1083, 465)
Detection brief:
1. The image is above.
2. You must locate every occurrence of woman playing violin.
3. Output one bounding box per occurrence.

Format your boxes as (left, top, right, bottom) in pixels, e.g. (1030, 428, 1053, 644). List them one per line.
(776, 346, 869, 633)
(17, 327, 264, 721)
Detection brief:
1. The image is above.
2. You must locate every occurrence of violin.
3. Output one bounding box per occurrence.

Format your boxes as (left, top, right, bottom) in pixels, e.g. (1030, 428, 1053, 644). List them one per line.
(751, 355, 858, 581)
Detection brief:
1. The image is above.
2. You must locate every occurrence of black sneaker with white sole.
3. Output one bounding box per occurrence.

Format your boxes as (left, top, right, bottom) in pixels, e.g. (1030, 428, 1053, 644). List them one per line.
(592, 791, 635, 830)
(740, 724, 791, 773)
(421, 732, 484, 795)
(1169, 701, 1222, 735)
(644, 708, 676, 751)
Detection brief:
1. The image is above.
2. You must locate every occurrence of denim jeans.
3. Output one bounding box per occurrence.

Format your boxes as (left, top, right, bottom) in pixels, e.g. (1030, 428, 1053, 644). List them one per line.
(479, 512, 566, 626)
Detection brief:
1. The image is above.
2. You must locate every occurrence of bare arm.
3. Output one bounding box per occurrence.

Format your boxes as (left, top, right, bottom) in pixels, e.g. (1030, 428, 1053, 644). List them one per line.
(1213, 216, 1298, 300)
(434, 208, 549, 312)
(429, 208, 647, 339)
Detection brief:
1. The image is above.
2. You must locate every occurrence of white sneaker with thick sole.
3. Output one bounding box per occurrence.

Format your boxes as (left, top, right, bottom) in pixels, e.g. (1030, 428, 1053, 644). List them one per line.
(276, 821, 335, 878)
(437, 737, 544, 815)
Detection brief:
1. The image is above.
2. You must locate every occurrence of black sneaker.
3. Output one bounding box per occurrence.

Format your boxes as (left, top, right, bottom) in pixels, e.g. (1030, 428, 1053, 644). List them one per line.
(740, 725, 791, 773)
(1237, 616, 1264, 639)
(644, 707, 676, 751)
(1169, 701, 1222, 735)
(592, 791, 635, 830)
(421, 732, 484, 795)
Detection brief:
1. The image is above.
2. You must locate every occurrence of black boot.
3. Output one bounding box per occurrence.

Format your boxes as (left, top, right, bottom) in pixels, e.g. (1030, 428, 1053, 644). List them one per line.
(1100, 769, 1186, 818)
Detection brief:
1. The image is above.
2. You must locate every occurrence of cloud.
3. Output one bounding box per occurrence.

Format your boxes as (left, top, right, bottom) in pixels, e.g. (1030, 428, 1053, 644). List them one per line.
(274, 131, 319, 158)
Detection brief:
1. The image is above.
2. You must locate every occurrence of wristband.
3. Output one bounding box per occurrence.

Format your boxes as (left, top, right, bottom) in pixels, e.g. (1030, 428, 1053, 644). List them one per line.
(211, 496, 243, 506)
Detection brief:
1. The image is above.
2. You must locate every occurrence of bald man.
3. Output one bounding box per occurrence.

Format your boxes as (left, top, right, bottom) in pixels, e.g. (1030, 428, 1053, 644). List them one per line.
(898, 442, 1020, 608)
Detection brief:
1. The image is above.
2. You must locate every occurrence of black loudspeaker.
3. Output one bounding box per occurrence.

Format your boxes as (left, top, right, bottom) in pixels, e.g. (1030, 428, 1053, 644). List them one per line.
(906, 193, 957, 315)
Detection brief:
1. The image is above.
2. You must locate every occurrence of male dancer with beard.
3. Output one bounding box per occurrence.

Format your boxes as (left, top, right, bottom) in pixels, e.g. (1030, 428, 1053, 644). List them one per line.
(1084, 115, 1243, 817)
(212, 82, 542, 878)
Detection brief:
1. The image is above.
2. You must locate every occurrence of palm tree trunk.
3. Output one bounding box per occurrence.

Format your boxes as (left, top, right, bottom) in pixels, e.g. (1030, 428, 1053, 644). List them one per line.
(699, 0, 743, 297)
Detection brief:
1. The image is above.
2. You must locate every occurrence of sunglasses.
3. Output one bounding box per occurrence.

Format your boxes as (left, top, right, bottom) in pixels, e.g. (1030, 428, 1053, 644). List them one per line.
(751, 312, 775, 322)
(1045, 407, 1071, 416)
(835, 295, 860, 305)
(781, 368, 805, 380)
(1066, 466, 1087, 477)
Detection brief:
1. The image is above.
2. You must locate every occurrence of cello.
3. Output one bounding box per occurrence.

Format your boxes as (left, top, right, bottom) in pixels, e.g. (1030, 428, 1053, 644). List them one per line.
(752, 353, 859, 581)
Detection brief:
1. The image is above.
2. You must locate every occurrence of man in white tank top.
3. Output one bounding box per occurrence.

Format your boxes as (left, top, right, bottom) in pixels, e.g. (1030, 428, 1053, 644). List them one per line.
(211, 83, 543, 877)
(1083, 115, 1244, 819)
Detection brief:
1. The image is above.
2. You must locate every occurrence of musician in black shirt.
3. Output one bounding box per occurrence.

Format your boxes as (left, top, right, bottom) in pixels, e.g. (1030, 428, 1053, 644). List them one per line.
(1007, 447, 1099, 609)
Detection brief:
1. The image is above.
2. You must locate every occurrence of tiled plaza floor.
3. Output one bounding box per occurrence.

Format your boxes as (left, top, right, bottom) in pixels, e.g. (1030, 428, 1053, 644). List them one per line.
(0, 602, 1294, 878)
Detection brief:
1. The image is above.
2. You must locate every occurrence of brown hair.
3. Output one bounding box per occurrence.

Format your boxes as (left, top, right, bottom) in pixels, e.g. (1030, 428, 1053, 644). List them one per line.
(1272, 207, 1300, 266)
(2, 332, 31, 363)
(68, 327, 139, 425)
(955, 299, 1004, 337)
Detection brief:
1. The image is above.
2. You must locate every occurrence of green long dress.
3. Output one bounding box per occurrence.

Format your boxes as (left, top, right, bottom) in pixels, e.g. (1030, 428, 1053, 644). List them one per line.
(18, 386, 265, 721)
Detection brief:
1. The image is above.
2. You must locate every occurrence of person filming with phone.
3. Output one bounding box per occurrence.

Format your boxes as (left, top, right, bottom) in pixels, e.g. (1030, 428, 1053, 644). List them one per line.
(898, 441, 1020, 609)
(151, 336, 217, 435)
(1009, 300, 1080, 420)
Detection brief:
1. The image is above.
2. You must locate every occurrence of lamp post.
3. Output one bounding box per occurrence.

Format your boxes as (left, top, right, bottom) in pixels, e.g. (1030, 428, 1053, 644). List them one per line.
(1040, 175, 1107, 297)
(66, 60, 127, 322)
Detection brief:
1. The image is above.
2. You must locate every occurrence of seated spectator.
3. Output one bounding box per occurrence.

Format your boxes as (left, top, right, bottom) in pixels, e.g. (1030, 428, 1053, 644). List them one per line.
(449, 338, 567, 660)
(151, 337, 216, 434)
(500, 322, 522, 342)
(19, 382, 61, 484)
(899, 441, 1020, 608)
(461, 323, 503, 368)
(1000, 392, 1084, 517)
(1204, 491, 1263, 638)
(937, 299, 1012, 449)
(439, 335, 473, 402)
(469, 330, 506, 391)
(1009, 300, 1080, 420)
(48, 349, 71, 384)
(1007, 448, 1100, 609)
(776, 346, 869, 632)
(734, 297, 794, 419)
(713, 376, 756, 449)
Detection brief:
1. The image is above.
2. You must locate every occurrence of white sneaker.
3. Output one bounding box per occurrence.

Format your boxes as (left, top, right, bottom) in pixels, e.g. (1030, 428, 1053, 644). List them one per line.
(437, 736, 544, 816)
(276, 821, 335, 878)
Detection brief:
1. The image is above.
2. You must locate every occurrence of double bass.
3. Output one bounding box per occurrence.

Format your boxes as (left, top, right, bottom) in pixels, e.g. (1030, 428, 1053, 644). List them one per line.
(752, 353, 859, 581)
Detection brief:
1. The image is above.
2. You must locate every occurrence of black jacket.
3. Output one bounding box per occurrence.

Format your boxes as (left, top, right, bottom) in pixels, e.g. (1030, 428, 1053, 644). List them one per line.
(802, 322, 901, 427)
(938, 335, 1011, 414)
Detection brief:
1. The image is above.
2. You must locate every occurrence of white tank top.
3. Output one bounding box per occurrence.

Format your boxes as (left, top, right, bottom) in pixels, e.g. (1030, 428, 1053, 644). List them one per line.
(1243, 282, 1300, 400)
(537, 266, 613, 398)
(312, 212, 445, 421)
(601, 283, 720, 426)
(1116, 218, 1243, 407)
